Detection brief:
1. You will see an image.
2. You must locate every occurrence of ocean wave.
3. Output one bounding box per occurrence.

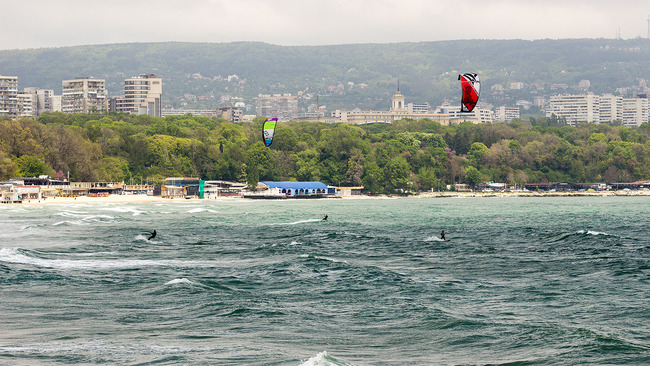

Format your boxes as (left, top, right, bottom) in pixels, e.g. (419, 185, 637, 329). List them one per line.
(0, 248, 213, 270)
(270, 218, 323, 226)
(52, 213, 116, 226)
(576, 230, 610, 236)
(0, 339, 216, 356)
(424, 236, 446, 242)
(300, 351, 357, 366)
(299, 254, 348, 264)
(98, 206, 144, 216)
(165, 278, 193, 285)
(187, 208, 218, 213)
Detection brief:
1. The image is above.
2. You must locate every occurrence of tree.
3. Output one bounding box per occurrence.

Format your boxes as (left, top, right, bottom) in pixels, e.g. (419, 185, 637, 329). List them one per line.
(246, 163, 259, 190)
(464, 166, 482, 189)
(14, 155, 51, 177)
(467, 142, 489, 168)
(417, 166, 437, 191)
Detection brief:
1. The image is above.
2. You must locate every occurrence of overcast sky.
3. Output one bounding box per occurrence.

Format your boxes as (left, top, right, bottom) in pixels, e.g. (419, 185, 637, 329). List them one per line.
(2, 0, 649, 50)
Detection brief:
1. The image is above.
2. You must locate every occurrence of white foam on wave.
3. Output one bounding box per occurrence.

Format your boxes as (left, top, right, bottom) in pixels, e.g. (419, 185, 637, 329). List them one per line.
(0, 248, 212, 270)
(187, 207, 218, 213)
(300, 351, 357, 366)
(99, 206, 144, 216)
(299, 254, 348, 264)
(52, 213, 115, 226)
(272, 218, 322, 226)
(0, 339, 215, 355)
(135, 234, 161, 243)
(424, 236, 445, 242)
(165, 278, 193, 285)
(577, 230, 609, 236)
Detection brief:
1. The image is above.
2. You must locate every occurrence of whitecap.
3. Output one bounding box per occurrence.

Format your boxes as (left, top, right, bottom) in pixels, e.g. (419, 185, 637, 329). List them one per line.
(187, 208, 218, 213)
(299, 254, 348, 264)
(99, 206, 144, 216)
(300, 351, 357, 366)
(0, 248, 211, 270)
(52, 214, 115, 226)
(165, 278, 193, 285)
(424, 236, 445, 242)
(271, 219, 322, 226)
(577, 230, 609, 236)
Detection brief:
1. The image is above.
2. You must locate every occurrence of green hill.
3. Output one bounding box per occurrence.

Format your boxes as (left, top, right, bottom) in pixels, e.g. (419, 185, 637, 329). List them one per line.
(2, 39, 650, 111)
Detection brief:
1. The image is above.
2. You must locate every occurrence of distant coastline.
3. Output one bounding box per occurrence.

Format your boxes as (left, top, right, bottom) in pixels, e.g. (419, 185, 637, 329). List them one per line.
(3, 189, 649, 206)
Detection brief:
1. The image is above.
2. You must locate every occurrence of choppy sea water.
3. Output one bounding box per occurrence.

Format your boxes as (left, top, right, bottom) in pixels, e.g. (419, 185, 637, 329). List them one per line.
(0, 196, 649, 365)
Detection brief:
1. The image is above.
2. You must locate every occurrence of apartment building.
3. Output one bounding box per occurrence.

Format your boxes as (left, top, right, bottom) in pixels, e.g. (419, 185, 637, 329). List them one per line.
(255, 94, 298, 121)
(548, 93, 649, 126)
(546, 94, 600, 126)
(622, 97, 649, 127)
(494, 106, 520, 123)
(62, 77, 108, 114)
(111, 74, 162, 117)
(0, 75, 18, 118)
(17, 92, 37, 117)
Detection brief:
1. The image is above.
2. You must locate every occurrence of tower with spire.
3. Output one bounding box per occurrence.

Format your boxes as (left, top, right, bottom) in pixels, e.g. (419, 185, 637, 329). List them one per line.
(391, 80, 406, 112)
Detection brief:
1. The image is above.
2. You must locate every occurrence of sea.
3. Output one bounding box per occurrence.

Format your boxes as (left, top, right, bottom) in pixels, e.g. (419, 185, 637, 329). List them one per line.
(0, 196, 649, 365)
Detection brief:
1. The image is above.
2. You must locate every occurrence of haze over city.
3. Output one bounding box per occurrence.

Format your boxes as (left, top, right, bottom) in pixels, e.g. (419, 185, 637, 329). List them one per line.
(2, 0, 649, 50)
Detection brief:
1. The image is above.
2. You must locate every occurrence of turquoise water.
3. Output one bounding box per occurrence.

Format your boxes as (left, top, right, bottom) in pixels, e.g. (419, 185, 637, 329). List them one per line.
(0, 197, 649, 365)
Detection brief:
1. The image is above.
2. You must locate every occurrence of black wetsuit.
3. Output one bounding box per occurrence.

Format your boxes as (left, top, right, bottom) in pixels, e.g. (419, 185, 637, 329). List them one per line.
(148, 230, 157, 240)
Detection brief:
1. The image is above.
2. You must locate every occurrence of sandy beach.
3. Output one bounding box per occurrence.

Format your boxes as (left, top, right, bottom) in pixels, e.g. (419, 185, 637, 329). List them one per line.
(4, 189, 649, 206)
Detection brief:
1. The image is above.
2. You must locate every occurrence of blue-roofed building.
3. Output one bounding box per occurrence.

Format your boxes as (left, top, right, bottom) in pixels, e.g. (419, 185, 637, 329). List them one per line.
(258, 181, 334, 197)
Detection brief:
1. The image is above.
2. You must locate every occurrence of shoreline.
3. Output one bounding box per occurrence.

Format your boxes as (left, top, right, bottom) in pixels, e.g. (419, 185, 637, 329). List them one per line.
(3, 190, 649, 206)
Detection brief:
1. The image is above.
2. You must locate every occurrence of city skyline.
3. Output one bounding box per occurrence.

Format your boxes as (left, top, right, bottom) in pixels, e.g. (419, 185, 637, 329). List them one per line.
(1, 0, 649, 51)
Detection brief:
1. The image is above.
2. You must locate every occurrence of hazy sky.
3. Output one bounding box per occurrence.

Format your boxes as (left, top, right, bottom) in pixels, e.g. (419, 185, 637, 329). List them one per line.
(2, 0, 649, 50)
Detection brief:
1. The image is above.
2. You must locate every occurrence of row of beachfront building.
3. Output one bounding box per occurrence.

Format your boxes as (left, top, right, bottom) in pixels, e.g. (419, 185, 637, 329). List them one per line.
(0, 176, 364, 203)
(2, 175, 650, 203)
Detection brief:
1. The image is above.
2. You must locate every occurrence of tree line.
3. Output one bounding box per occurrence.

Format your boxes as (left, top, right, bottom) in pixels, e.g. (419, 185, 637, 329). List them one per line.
(1, 112, 649, 193)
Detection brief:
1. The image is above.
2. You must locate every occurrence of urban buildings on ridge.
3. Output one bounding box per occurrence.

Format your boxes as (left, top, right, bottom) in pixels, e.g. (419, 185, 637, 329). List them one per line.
(2, 71, 650, 126)
(327, 89, 494, 125)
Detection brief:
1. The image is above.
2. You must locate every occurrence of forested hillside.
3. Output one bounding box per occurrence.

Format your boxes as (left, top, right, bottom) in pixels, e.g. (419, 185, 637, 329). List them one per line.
(1, 113, 649, 193)
(2, 39, 650, 111)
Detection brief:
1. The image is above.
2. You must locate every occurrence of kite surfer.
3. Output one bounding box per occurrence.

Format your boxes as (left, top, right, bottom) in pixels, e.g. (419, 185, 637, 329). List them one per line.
(440, 230, 446, 240)
(147, 230, 157, 240)
(322, 214, 328, 221)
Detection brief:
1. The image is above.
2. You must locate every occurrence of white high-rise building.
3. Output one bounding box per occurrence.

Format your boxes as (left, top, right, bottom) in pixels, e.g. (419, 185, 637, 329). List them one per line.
(598, 94, 623, 124)
(495, 106, 520, 123)
(547, 94, 600, 126)
(17, 92, 37, 117)
(548, 93, 649, 126)
(0, 75, 19, 118)
(112, 74, 162, 117)
(62, 77, 107, 114)
(255, 94, 299, 121)
(22, 87, 61, 116)
(622, 97, 649, 127)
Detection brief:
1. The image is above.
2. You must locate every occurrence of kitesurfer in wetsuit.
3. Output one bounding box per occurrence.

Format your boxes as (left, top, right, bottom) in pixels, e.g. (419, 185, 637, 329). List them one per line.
(440, 230, 445, 240)
(148, 230, 157, 240)
(323, 214, 328, 221)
